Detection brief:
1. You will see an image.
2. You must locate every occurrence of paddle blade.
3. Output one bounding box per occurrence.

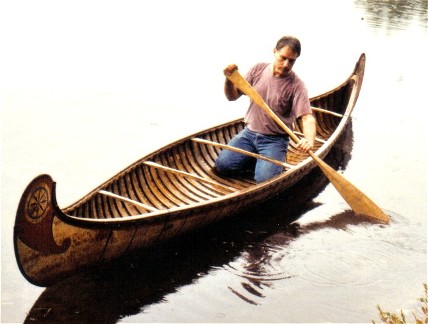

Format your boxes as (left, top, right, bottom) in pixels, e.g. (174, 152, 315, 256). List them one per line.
(310, 152, 389, 223)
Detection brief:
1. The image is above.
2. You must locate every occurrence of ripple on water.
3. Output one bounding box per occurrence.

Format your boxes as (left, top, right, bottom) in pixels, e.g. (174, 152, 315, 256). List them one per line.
(298, 240, 396, 288)
(384, 210, 427, 254)
(223, 240, 295, 305)
(288, 210, 426, 288)
(223, 209, 426, 302)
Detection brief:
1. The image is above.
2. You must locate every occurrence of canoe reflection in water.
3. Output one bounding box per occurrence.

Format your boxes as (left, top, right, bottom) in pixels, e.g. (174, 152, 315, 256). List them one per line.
(25, 122, 377, 323)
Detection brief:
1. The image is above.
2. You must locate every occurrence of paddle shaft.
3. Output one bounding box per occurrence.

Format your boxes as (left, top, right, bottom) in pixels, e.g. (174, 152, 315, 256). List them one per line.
(226, 70, 389, 223)
(227, 71, 300, 143)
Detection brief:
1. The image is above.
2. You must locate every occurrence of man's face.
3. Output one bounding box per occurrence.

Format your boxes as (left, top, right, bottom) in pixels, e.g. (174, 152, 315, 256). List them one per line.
(273, 46, 298, 77)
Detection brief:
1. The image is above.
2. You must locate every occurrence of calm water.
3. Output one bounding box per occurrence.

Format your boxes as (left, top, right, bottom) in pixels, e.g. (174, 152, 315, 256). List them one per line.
(1, 0, 427, 323)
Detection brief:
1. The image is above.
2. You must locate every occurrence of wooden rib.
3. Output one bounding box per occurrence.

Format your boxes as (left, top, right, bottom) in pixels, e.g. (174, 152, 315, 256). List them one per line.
(117, 175, 139, 216)
(97, 192, 111, 219)
(136, 164, 167, 209)
(89, 197, 99, 219)
(145, 157, 189, 208)
(104, 186, 120, 218)
(311, 106, 344, 118)
(107, 185, 124, 217)
(293, 131, 327, 144)
(176, 144, 228, 196)
(315, 103, 340, 136)
(124, 172, 146, 215)
(159, 154, 210, 202)
(143, 161, 236, 192)
(192, 137, 293, 169)
(160, 152, 217, 201)
(115, 180, 139, 217)
(99, 190, 158, 212)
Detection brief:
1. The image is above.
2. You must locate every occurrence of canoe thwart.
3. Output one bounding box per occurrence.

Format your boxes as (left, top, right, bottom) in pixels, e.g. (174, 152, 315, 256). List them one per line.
(99, 190, 158, 212)
(293, 131, 326, 144)
(143, 161, 237, 192)
(311, 106, 344, 118)
(192, 137, 293, 169)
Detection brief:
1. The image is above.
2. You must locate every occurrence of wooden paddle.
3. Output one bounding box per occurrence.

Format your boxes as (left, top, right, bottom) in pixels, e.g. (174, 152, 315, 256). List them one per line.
(226, 70, 389, 224)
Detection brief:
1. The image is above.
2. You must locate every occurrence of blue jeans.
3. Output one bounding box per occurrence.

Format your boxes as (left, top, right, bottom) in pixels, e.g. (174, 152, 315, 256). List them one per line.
(215, 127, 289, 183)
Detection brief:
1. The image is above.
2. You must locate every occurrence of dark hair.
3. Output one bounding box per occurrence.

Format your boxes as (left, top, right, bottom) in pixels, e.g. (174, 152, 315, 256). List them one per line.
(275, 36, 301, 57)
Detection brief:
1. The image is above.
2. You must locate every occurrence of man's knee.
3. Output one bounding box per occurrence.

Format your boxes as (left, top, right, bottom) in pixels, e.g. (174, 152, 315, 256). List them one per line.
(254, 165, 284, 183)
(215, 152, 232, 175)
(214, 158, 227, 174)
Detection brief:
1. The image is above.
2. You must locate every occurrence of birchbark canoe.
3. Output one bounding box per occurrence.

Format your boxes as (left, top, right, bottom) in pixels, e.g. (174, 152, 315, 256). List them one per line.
(14, 54, 365, 286)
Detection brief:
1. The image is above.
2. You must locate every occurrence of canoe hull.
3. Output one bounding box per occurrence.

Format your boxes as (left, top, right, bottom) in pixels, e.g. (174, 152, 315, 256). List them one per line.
(14, 158, 316, 286)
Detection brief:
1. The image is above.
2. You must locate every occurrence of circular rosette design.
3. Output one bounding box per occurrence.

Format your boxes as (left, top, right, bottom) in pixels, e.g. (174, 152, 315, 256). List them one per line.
(26, 185, 50, 223)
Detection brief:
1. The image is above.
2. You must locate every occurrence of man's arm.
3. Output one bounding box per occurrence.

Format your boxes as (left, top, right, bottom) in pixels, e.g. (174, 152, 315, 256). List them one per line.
(297, 114, 316, 152)
(223, 64, 242, 101)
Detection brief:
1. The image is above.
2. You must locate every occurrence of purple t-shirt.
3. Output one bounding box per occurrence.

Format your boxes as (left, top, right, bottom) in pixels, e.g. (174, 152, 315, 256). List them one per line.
(244, 63, 311, 135)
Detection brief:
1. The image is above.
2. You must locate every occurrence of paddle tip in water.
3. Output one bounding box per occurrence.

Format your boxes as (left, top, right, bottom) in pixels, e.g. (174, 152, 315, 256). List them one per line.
(354, 211, 390, 225)
(347, 209, 391, 226)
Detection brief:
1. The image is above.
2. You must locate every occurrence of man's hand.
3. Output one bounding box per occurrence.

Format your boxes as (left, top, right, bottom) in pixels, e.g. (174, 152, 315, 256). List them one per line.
(296, 137, 314, 153)
(297, 114, 316, 152)
(223, 64, 242, 101)
(223, 64, 238, 77)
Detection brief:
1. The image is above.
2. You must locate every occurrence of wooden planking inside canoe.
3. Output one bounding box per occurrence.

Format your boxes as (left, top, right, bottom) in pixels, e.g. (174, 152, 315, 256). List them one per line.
(67, 115, 336, 220)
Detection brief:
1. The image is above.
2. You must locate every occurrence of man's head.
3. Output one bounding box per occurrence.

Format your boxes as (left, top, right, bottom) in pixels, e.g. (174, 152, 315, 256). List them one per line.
(275, 36, 301, 56)
(273, 36, 301, 77)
